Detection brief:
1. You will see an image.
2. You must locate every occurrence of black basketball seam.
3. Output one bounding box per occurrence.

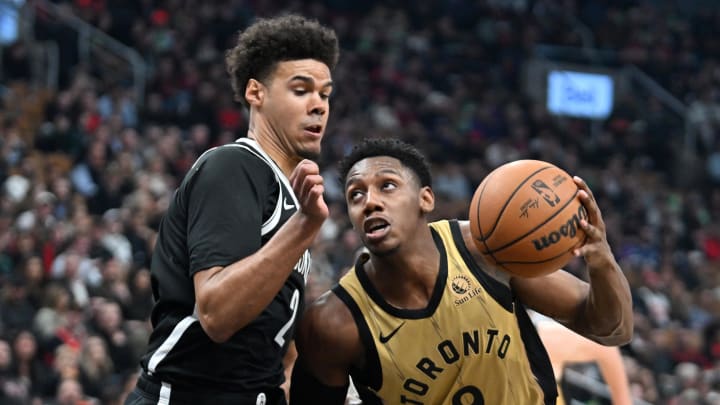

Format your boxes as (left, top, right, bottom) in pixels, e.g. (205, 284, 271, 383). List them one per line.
(474, 164, 553, 274)
(496, 231, 588, 265)
(474, 164, 554, 242)
(474, 172, 494, 263)
(482, 187, 581, 255)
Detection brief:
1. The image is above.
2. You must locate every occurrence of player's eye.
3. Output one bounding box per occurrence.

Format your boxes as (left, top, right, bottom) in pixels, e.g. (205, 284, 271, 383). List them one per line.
(382, 182, 397, 191)
(348, 189, 364, 202)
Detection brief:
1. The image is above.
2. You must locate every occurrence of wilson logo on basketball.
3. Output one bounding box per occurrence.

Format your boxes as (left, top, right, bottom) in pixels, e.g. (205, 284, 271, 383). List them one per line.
(531, 205, 588, 251)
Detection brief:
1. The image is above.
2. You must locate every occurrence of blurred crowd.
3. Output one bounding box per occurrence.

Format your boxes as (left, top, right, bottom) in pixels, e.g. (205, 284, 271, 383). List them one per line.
(2, 0, 720, 404)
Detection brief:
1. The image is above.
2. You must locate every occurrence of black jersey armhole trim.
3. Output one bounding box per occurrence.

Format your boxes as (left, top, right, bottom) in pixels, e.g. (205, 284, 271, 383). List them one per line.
(354, 228, 447, 319)
(332, 285, 383, 392)
(449, 219, 514, 312)
(515, 299, 559, 404)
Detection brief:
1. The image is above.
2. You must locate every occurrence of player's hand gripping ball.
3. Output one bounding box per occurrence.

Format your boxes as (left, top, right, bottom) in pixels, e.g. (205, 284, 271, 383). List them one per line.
(468, 160, 587, 278)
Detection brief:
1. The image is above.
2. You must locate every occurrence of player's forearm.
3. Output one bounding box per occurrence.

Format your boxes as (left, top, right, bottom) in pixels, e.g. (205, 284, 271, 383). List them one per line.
(197, 213, 322, 342)
(576, 260, 633, 345)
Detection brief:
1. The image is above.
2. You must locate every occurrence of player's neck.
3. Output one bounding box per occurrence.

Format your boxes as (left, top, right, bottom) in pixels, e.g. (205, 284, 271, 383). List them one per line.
(367, 229, 440, 309)
(247, 118, 298, 177)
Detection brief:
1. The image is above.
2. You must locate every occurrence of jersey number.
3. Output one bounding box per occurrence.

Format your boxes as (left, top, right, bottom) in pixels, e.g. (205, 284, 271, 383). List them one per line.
(274, 288, 300, 347)
(452, 385, 484, 405)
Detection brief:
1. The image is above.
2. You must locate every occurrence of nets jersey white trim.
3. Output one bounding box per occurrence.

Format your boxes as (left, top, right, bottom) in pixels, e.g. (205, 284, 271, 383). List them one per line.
(146, 138, 304, 380)
(189, 138, 300, 236)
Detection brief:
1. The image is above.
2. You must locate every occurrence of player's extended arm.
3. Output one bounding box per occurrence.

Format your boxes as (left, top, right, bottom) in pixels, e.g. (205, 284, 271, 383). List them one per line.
(511, 177, 633, 346)
(194, 160, 328, 342)
(595, 345, 632, 405)
(537, 321, 632, 405)
(290, 291, 360, 404)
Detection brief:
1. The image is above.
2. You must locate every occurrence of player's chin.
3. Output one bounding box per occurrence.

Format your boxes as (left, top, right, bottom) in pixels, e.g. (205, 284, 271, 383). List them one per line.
(298, 139, 322, 160)
(298, 146, 321, 161)
(363, 239, 399, 257)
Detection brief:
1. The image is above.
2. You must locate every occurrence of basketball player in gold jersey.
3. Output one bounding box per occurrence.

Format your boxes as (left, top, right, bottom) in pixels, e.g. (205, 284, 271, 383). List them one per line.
(289, 138, 633, 404)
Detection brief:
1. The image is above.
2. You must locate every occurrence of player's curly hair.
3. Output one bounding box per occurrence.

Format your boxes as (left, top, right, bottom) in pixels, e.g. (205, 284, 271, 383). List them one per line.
(225, 14, 340, 107)
(338, 138, 433, 189)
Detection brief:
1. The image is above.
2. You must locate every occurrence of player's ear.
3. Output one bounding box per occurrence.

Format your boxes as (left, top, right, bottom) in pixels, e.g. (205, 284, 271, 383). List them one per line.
(419, 186, 434, 214)
(245, 79, 264, 107)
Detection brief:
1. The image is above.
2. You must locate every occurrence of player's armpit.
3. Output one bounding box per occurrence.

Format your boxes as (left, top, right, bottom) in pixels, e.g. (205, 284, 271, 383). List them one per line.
(290, 359, 349, 404)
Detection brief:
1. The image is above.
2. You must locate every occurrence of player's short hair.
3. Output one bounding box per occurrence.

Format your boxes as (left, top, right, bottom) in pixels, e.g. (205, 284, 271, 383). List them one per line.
(338, 138, 433, 189)
(225, 14, 340, 106)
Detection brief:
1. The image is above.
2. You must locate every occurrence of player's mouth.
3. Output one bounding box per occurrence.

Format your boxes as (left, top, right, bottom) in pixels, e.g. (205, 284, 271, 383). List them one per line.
(303, 124, 323, 137)
(363, 217, 390, 242)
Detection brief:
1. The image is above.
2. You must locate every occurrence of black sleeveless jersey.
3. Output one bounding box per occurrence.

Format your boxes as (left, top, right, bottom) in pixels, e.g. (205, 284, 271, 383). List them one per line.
(139, 138, 310, 392)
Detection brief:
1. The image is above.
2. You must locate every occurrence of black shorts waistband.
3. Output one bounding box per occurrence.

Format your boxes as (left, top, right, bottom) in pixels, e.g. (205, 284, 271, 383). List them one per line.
(136, 373, 286, 405)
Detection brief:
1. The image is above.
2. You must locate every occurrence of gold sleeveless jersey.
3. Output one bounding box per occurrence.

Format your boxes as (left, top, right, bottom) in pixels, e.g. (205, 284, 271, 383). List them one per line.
(334, 220, 557, 405)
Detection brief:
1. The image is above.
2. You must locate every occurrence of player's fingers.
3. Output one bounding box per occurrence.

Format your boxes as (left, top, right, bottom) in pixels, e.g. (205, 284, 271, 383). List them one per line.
(577, 189, 605, 231)
(574, 217, 607, 256)
(304, 184, 328, 220)
(573, 176, 595, 200)
(308, 184, 325, 201)
(290, 160, 320, 189)
(579, 218, 603, 241)
(298, 174, 324, 204)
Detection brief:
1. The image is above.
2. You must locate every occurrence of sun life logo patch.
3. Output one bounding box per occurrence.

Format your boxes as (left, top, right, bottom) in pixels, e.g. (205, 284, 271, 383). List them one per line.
(451, 275, 471, 295)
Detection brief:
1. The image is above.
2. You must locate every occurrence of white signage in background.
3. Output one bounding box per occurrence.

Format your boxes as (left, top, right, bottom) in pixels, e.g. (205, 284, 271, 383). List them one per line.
(0, 0, 25, 45)
(547, 70, 614, 120)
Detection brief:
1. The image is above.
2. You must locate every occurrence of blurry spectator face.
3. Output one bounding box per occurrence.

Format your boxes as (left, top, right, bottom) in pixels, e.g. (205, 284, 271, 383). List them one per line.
(121, 128, 140, 151)
(190, 124, 210, 148)
(0, 339, 11, 371)
(56, 378, 83, 405)
(23, 256, 44, 285)
(85, 336, 108, 363)
(97, 302, 122, 332)
(133, 269, 151, 292)
(88, 142, 106, 169)
(64, 253, 81, 279)
(102, 257, 124, 281)
(54, 345, 80, 379)
(73, 212, 93, 235)
(13, 331, 36, 362)
(16, 232, 36, 256)
(52, 177, 72, 201)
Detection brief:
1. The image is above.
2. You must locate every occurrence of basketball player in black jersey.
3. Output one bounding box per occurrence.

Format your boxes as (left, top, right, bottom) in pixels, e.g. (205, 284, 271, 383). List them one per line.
(290, 138, 633, 404)
(124, 15, 339, 405)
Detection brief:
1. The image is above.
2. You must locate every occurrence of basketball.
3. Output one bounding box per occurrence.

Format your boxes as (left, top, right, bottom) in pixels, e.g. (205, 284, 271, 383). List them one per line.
(468, 160, 588, 278)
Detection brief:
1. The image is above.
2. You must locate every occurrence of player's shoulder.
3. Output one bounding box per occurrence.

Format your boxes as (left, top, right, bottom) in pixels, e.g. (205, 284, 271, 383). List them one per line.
(191, 142, 273, 178)
(304, 290, 356, 336)
(298, 290, 360, 361)
(207, 141, 269, 165)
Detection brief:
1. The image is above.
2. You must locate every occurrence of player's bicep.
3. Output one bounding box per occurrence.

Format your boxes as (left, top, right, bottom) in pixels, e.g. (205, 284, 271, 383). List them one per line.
(512, 270, 589, 325)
